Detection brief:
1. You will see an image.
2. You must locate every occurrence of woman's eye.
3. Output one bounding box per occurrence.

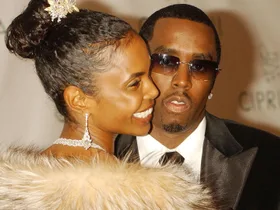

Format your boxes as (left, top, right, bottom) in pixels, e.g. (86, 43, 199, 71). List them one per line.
(128, 79, 141, 88)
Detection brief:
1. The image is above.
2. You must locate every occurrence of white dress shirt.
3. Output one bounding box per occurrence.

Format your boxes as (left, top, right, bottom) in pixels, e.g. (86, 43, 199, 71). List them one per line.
(137, 117, 206, 182)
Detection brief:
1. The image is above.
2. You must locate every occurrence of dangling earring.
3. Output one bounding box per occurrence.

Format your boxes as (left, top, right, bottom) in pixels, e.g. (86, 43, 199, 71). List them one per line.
(53, 113, 105, 151)
(208, 93, 213, 100)
(81, 113, 92, 143)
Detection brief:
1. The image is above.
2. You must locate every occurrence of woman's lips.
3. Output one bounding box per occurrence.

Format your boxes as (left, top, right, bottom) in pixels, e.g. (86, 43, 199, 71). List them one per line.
(133, 107, 153, 118)
(132, 107, 153, 125)
(133, 114, 153, 125)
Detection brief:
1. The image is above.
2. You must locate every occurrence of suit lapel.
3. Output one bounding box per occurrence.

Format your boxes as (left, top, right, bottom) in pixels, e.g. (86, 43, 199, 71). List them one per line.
(201, 113, 258, 209)
(116, 113, 259, 209)
(114, 134, 140, 162)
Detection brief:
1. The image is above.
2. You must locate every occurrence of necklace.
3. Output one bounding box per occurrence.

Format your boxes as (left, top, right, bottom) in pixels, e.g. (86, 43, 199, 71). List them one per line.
(53, 138, 105, 151)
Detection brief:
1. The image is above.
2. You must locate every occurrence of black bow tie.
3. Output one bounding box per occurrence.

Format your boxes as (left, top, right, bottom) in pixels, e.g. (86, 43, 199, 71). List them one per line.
(159, 151, 185, 166)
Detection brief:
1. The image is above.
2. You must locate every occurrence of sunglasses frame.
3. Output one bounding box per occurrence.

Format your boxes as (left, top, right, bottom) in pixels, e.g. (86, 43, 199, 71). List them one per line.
(151, 53, 221, 80)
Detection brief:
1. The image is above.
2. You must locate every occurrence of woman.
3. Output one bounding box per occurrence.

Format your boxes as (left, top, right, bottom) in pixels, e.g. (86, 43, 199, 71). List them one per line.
(0, 0, 217, 209)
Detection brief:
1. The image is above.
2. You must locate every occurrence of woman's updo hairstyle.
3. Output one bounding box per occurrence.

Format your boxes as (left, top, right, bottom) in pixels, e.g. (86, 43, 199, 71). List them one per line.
(5, 0, 137, 119)
(6, 0, 52, 59)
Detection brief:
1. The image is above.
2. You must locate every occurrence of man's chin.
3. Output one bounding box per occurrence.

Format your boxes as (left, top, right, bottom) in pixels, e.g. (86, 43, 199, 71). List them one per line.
(162, 123, 187, 133)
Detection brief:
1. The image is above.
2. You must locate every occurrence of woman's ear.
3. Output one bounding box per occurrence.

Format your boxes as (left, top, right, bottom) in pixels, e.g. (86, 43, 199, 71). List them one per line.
(64, 86, 88, 113)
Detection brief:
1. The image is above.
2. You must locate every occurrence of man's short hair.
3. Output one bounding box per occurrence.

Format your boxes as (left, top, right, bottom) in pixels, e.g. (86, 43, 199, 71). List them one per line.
(139, 4, 221, 64)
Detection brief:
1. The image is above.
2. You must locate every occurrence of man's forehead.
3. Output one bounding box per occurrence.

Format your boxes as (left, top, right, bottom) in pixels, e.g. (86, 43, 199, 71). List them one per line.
(148, 18, 216, 58)
(153, 17, 202, 30)
(151, 17, 214, 40)
(149, 41, 215, 57)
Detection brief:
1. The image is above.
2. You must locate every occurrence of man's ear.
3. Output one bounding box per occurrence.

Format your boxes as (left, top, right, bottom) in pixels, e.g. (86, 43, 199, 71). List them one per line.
(63, 86, 89, 113)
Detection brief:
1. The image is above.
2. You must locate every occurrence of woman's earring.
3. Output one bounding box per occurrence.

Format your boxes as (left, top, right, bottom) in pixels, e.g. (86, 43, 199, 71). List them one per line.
(208, 93, 213, 100)
(82, 113, 92, 142)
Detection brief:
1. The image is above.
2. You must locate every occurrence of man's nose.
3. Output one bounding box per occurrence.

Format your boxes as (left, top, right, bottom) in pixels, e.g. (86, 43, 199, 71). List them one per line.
(171, 65, 192, 90)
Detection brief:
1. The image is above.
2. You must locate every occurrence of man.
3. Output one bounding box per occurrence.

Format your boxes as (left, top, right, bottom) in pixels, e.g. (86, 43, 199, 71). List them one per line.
(115, 4, 280, 210)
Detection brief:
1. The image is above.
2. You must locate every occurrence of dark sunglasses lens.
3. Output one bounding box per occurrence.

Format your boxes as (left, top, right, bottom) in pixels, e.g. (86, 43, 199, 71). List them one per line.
(151, 54, 179, 75)
(189, 60, 218, 80)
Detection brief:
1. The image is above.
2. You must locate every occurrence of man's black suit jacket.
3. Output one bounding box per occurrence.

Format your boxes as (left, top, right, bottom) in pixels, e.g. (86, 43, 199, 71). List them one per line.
(115, 113, 280, 210)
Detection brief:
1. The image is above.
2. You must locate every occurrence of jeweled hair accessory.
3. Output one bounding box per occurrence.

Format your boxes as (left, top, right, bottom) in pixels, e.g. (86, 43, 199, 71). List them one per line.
(45, 0, 79, 22)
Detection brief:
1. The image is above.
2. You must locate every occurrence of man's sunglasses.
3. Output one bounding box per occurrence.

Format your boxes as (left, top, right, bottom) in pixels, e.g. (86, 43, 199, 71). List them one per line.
(151, 54, 221, 81)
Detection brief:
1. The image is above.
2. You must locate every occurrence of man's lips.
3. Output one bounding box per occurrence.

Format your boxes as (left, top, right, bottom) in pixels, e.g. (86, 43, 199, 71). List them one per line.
(163, 94, 191, 113)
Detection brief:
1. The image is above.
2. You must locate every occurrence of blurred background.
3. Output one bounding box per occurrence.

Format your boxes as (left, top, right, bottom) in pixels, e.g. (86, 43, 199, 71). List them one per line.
(0, 0, 279, 148)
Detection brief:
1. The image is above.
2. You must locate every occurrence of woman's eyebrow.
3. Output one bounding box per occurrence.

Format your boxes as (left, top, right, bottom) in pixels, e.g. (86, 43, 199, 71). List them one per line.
(127, 72, 145, 81)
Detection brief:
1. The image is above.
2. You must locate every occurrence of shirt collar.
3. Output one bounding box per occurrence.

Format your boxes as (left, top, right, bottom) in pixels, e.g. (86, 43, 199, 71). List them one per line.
(136, 117, 206, 163)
